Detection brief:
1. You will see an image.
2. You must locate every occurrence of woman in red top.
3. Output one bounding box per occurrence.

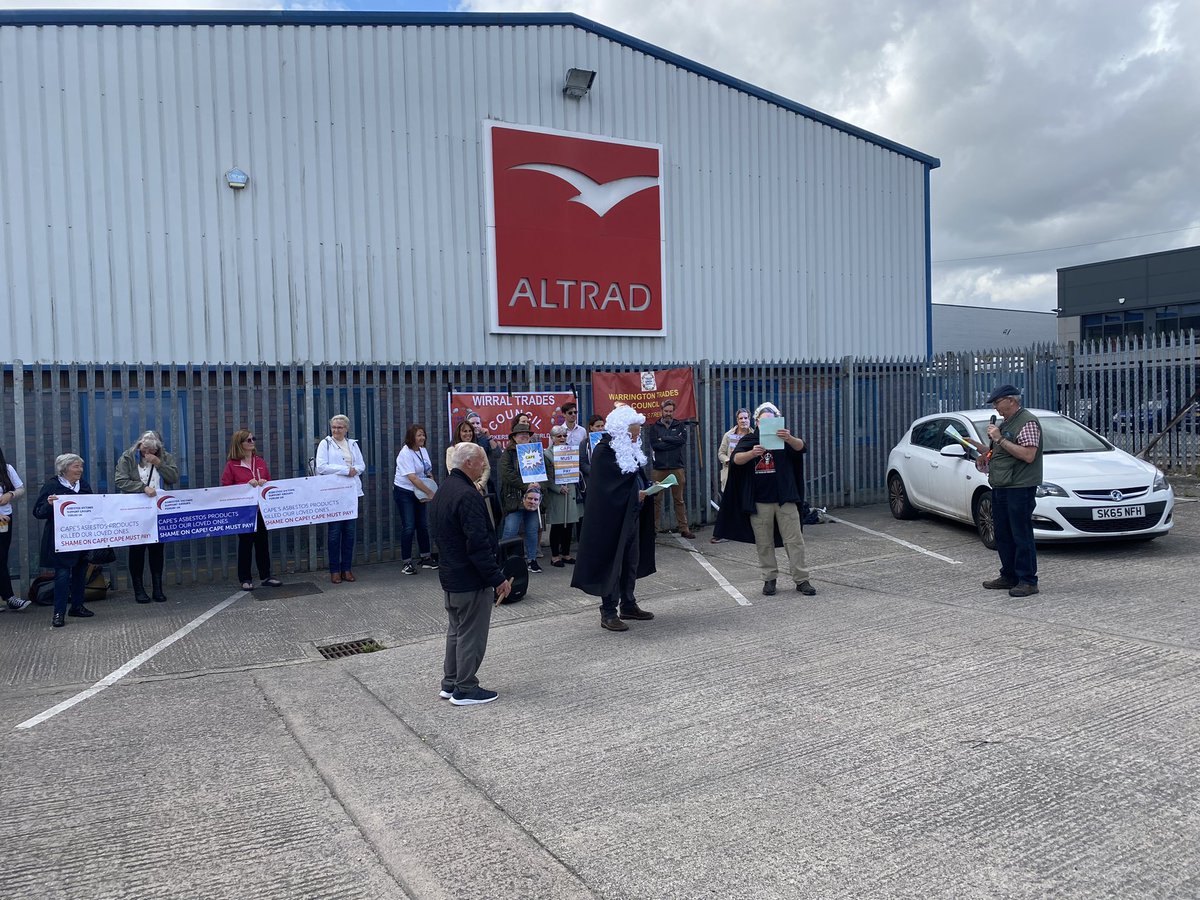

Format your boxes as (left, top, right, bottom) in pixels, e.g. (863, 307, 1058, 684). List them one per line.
(220, 428, 282, 592)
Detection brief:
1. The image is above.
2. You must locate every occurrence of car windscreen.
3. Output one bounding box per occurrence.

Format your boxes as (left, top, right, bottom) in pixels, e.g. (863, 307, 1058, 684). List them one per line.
(969, 415, 1111, 454)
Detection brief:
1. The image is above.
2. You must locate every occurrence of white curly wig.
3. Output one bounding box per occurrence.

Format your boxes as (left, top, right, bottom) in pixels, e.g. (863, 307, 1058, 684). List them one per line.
(604, 405, 649, 474)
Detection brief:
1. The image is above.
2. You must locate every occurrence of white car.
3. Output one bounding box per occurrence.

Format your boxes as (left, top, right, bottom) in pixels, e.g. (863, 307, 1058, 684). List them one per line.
(886, 408, 1174, 548)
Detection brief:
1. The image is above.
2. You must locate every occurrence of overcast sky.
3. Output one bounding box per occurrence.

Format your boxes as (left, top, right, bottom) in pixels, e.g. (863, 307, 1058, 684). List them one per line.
(18, 1, 1200, 312)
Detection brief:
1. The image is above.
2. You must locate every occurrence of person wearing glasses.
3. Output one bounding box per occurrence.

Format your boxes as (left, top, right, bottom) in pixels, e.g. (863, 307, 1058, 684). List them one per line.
(114, 430, 180, 602)
(561, 401, 587, 450)
(543, 425, 581, 566)
(970, 384, 1043, 598)
(220, 429, 282, 592)
(316, 414, 366, 584)
(33, 453, 96, 627)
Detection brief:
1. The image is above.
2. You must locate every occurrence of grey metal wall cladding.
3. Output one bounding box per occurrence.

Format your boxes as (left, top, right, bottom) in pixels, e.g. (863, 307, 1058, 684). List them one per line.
(0, 22, 932, 366)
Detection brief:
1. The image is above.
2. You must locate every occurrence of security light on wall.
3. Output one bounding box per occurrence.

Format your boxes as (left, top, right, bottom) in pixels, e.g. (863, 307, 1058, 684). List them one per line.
(563, 68, 596, 99)
(1117, 297, 1126, 304)
(225, 167, 249, 190)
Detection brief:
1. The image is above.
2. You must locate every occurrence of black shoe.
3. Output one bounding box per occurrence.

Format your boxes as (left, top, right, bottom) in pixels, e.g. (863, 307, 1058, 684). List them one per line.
(796, 581, 817, 596)
(601, 616, 629, 632)
(68, 606, 95, 618)
(449, 687, 498, 706)
(618, 604, 654, 620)
(1008, 582, 1040, 597)
(528, 561, 543, 574)
(153, 593, 168, 602)
(51, 612, 65, 628)
(983, 577, 1017, 590)
(151, 577, 167, 602)
(134, 590, 152, 604)
(420, 557, 439, 570)
(762, 579, 777, 596)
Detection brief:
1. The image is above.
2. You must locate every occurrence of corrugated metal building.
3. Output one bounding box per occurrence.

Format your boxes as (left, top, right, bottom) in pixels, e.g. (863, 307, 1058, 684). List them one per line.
(932, 304, 1057, 353)
(0, 10, 940, 366)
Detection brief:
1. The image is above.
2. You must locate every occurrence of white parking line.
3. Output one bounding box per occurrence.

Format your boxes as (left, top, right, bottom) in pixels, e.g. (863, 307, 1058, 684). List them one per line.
(14, 590, 246, 731)
(674, 534, 752, 606)
(823, 514, 963, 565)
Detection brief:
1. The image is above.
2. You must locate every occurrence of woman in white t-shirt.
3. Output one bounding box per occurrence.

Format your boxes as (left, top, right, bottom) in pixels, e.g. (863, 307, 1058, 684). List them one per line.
(0, 445, 30, 610)
(316, 414, 367, 584)
(393, 423, 437, 576)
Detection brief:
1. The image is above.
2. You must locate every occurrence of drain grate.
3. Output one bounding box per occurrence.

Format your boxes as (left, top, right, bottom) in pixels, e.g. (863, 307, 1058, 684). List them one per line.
(316, 638, 385, 660)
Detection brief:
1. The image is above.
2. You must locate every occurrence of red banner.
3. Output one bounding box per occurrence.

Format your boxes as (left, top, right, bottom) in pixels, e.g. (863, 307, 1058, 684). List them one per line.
(447, 391, 578, 450)
(591, 368, 697, 423)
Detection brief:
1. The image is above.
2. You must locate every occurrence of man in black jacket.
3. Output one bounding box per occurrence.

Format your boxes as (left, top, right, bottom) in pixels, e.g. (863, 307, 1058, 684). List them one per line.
(430, 443, 512, 706)
(646, 399, 694, 538)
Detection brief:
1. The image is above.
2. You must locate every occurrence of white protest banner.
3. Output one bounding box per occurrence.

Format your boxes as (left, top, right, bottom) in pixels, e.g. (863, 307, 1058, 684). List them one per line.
(551, 445, 580, 484)
(257, 475, 360, 531)
(155, 484, 259, 543)
(54, 493, 158, 552)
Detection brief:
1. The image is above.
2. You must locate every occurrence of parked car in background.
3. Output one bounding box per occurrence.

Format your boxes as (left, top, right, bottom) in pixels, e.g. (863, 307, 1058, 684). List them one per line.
(1111, 395, 1200, 433)
(886, 409, 1174, 548)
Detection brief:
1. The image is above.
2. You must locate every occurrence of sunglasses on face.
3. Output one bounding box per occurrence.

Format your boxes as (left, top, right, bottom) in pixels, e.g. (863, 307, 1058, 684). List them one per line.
(243, 437, 256, 442)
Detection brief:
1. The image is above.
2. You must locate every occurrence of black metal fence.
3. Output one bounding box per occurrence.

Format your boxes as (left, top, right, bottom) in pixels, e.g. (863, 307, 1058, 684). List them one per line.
(3, 334, 1195, 589)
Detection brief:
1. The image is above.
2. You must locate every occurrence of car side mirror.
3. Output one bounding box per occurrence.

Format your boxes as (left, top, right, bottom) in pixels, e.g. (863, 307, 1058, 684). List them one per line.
(939, 444, 967, 458)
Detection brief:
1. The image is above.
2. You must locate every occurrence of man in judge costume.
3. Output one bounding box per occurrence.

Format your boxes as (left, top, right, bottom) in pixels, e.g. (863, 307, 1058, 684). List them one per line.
(571, 405, 658, 632)
(714, 401, 817, 597)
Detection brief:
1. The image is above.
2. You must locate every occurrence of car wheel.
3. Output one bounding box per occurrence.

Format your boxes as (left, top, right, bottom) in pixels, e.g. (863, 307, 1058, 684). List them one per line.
(887, 472, 918, 520)
(973, 490, 997, 550)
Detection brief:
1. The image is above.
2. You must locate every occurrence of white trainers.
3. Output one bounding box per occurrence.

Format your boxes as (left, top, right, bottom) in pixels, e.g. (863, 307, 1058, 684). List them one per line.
(5, 596, 31, 611)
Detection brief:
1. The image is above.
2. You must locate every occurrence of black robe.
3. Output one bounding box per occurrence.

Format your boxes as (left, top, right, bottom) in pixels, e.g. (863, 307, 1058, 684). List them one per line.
(712, 430, 806, 547)
(571, 436, 656, 597)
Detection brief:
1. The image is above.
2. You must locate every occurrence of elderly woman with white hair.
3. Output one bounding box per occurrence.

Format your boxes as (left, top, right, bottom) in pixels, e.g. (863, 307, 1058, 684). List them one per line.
(33, 453, 97, 628)
(114, 430, 180, 603)
(571, 405, 658, 632)
(316, 414, 367, 584)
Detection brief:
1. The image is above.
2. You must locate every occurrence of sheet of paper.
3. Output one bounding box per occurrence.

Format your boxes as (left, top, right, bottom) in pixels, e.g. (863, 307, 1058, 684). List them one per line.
(758, 417, 785, 450)
(643, 473, 678, 496)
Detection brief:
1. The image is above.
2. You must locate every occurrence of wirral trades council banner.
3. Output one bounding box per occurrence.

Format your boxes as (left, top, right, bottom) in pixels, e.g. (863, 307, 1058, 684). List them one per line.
(591, 368, 697, 422)
(447, 391, 577, 450)
(53, 477, 357, 550)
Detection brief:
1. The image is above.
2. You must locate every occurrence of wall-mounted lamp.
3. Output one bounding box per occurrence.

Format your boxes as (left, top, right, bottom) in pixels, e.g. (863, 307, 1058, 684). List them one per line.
(563, 68, 596, 99)
(225, 167, 249, 190)
(1117, 296, 1126, 305)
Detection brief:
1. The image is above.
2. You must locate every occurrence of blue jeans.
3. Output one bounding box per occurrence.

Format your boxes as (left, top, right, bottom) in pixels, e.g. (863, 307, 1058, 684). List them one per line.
(394, 485, 430, 562)
(328, 517, 357, 573)
(502, 509, 539, 562)
(53, 555, 88, 615)
(992, 485, 1038, 585)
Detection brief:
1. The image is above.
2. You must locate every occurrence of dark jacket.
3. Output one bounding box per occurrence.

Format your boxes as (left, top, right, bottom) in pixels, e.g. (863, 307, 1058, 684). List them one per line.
(430, 469, 507, 593)
(713, 430, 806, 546)
(499, 442, 543, 514)
(647, 417, 688, 470)
(33, 476, 95, 569)
(571, 436, 656, 597)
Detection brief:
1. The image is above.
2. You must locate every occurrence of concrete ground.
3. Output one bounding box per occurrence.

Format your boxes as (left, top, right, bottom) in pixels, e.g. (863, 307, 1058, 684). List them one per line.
(2, 498, 1198, 899)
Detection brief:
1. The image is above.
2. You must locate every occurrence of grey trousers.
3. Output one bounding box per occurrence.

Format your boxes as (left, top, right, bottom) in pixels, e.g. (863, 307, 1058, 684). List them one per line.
(748, 502, 809, 584)
(442, 587, 494, 694)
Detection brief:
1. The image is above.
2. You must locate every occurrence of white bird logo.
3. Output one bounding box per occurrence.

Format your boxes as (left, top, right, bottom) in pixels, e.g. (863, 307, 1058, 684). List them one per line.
(511, 163, 659, 217)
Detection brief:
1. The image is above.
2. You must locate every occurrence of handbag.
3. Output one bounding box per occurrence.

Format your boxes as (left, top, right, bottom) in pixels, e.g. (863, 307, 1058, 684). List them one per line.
(416, 476, 438, 501)
(88, 547, 117, 565)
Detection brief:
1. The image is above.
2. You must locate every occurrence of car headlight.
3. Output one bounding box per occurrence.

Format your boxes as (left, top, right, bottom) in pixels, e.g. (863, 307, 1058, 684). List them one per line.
(1035, 482, 1069, 498)
(1153, 471, 1169, 492)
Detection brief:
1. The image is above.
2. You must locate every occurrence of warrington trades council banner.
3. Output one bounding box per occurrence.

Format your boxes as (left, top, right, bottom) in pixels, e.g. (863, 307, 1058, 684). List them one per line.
(53, 477, 359, 551)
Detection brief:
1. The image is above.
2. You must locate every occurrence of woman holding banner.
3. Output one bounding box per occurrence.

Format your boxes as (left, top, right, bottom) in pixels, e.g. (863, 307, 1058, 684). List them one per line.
(316, 414, 366, 584)
(543, 425, 581, 566)
(221, 429, 282, 593)
(33, 454, 96, 627)
(114, 431, 179, 602)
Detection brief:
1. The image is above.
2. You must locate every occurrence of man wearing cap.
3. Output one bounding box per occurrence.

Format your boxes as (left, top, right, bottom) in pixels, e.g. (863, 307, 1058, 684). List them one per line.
(499, 421, 544, 574)
(713, 402, 817, 596)
(572, 405, 657, 632)
(974, 384, 1043, 598)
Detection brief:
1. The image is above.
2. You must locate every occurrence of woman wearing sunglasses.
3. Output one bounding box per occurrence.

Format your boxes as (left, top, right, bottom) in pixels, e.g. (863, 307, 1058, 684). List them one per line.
(220, 429, 282, 592)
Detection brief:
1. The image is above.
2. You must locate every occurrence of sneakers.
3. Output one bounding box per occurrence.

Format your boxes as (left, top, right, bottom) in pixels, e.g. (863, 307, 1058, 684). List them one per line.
(600, 616, 629, 632)
(438, 689, 453, 700)
(762, 579, 777, 596)
(5, 596, 31, 611)
(528, 561, 543, 574)
(618, 604, 654, 620)
(402, 563, 418, 576)
(1008, 582, 1040, 597)
(449, 687, 498, 706)
(796, 581, 817, 596)
(983, 577, 1017, 590)
(420, 557, 439, 569)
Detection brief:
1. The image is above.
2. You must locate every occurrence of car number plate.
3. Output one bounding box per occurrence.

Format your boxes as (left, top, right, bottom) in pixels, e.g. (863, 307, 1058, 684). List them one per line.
(1093, 505, 1145, 520)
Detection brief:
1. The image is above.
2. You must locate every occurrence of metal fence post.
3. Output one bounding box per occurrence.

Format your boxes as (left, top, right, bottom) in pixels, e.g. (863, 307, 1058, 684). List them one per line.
(841, 355, 855, 506)
(698, 358, 712, 524)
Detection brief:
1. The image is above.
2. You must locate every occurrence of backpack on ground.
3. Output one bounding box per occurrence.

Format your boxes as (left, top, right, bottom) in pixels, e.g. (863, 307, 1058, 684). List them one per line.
(27, 565, 111, 606)
(497, 536, 528, 604)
